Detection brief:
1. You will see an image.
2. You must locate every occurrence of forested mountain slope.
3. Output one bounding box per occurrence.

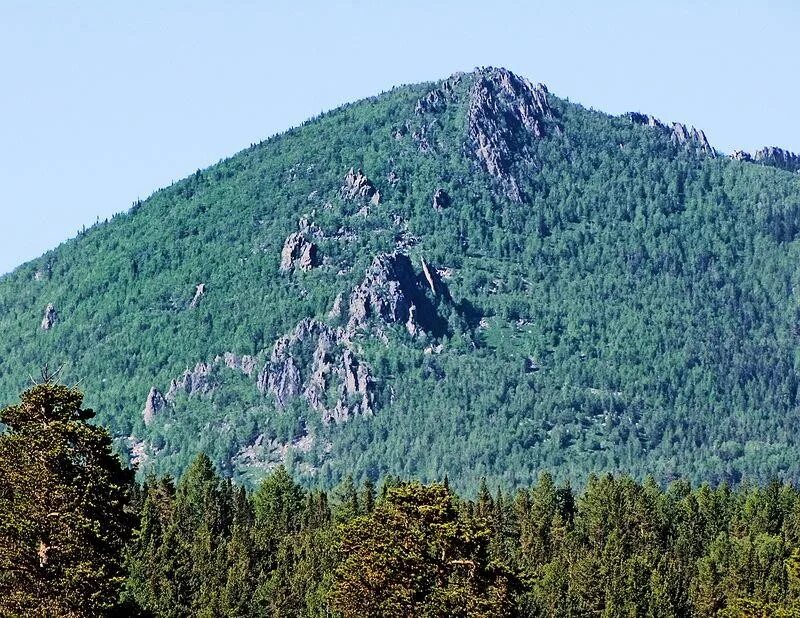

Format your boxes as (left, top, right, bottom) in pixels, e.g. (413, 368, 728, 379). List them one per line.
(2, 67, 800, 490)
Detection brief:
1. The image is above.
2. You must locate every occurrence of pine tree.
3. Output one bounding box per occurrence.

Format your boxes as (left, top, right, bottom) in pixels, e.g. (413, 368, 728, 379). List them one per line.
(330, 482, 518, 617)
(0, 382, 134, 617)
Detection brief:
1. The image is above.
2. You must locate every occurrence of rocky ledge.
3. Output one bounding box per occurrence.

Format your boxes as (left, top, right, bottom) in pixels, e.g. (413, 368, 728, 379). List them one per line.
(340, 168, 381, 205)
(413, 67, 558, 203)
(626, 112, 716, 158)
(466, 67, 555, 202)
(140, 252, 450, 430)
(729, 146, 800, 172)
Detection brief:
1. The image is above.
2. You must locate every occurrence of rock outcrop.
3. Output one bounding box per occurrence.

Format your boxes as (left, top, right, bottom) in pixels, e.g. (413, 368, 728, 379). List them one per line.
(670, 123, 715, 157)
(40, 303, 57, 330)
(754, 147, 800, 172)
(414, 74, 462, 115)
(256, 251, 451, 423)
(190, 283, 206, 308)
(139, 351, 260, 429)
(731, 149, 753, 162)
(627, 113, 716, 157)
(346, 253, 421, 337)
(216, 352, 257, 376)
(625, 112, 664, 129)
(280, 218, 320, 272)
(728, 147, 800, 172)
(341, 168, 380, 205)
(466, 68, 555, 202)
(257, 318, 373, 424)
(166, 362, 215, 401)
(142, 387, 167, 426)
(412, 68, 556, 202)
(139, 252, 449, 429)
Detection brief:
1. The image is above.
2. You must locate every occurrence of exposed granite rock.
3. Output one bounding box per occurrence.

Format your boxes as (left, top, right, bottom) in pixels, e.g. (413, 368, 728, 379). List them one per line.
(414, 74, 462, 115)
(346, 253, 418, 336)
(415, 88, 445, 115)
(280, 218, 320, 272)
(627, 112, 715, 157)
(257, 317, 373, 424)
(40, 303, 57, 330)
(387, 170, 399, 184)
(345, 252, 449, 339)
(466, 67, 555, 202)
(432, 188, 450, 211)
(142, 387, 167, 426)
(341, 168, 380, 204)
(190, 283, 206, 308)
(670, 123, 715, 157)
(754, 147, 800, 172)
(216, 352, 257, 376)
(166, 362, 214, 401)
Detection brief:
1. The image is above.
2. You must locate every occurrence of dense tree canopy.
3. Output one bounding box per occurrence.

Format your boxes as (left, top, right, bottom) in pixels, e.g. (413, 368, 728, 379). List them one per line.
(1, 70, 800, 491)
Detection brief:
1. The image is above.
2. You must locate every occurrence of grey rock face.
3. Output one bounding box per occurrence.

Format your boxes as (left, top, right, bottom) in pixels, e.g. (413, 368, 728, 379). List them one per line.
(41, 303, 57, 330)
(341, 168, 380, 204)
(627, 112, 715, 157)
(466, 67, 555, 202)
(142, 387, 167, 426)
(754, 147, 800, 172)
(166, 362, 214, 401)
(346, 253, 418, 337)
(670, 123, 715, 157)
(257, 317, 373, 424)
(280, 218, 319, 272)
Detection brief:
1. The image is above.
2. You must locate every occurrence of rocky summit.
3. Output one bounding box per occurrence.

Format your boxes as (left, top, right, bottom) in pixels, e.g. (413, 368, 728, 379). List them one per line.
(3, 66, 800, 488)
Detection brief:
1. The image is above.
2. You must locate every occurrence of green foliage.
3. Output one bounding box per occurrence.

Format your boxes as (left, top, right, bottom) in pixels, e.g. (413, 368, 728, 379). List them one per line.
(2, 69, 800, 490)
(330, 482, 518, 617)
(0, 382, 134, 617)
(120, 456, 800, 617)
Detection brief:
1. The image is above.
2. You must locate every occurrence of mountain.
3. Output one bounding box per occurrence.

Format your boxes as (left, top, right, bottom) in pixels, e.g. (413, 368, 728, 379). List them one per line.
(3, 66, 800, 490)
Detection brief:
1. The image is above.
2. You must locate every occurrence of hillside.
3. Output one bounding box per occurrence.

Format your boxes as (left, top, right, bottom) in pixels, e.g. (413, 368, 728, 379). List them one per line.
(2, 66, 800, 490)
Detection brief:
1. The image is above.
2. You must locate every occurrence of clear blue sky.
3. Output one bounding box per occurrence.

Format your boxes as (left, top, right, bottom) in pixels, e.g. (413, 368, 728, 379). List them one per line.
(2, 1, 799, 275)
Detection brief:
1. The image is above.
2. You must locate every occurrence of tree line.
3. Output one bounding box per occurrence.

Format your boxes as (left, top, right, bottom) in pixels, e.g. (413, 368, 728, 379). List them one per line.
(2, 382, 800, 616)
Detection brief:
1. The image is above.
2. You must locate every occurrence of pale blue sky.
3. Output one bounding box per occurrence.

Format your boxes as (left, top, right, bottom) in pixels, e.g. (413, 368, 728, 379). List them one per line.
(1, 1, 799, 275)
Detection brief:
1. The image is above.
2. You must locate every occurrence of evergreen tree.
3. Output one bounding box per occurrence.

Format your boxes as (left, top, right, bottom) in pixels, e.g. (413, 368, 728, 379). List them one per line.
(330, 482, 518, 617)
(0, 381, 134, 617)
